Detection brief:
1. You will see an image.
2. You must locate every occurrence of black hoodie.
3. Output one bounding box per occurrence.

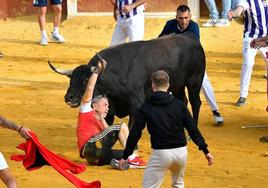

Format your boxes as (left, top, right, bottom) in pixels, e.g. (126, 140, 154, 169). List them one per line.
(123, 91, 209, 159)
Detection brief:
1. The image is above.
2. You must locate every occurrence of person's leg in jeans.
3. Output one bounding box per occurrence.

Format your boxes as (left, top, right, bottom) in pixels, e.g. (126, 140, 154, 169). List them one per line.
(221, 0, 231, 20)
(214, 0, 231, 27)
(202, 0, 219, 27)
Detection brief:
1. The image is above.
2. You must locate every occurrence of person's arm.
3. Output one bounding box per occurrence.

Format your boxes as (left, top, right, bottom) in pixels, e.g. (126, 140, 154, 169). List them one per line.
(227, 0, 248, 21)
(118, 109, 146, 169)
(190, 22, 200, 39)
(81, 60, 107, 105)
(227, 6, 244, 20)
(111, 0, 118, 21)
(0, 116, 32, 139)
(122, 0, 146, 14)
(180, 102, 213, 166)
(250, 36, 268, 48)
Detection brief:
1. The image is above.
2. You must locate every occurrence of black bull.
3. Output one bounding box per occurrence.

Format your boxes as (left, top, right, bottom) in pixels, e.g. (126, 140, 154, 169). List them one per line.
(49, 33, 205, 127)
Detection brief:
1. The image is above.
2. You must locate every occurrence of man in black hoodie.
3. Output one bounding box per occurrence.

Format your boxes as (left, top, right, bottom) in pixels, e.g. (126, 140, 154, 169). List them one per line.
(115, 70, 213, 187)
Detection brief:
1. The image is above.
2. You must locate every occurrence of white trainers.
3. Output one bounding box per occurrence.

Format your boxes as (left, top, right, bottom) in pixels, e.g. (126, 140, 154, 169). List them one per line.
(40, 37, 48, 46)
(51, 33, 65, 43)
(215, 19, 230, 27)
(202, 19, 217, 27)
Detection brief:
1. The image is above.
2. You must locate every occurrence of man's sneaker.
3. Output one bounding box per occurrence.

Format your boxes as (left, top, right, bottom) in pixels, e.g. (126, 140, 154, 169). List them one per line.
(215, 19, 230, 27)
(51, 33, 65, 43)
(202, 19, 217, 27)
(212, 110, 224, 125)
(40, 37, 48, 46)
(236, 97, 246, 106)
(127, 156, 147, 169)
(110, 159, 130, 170)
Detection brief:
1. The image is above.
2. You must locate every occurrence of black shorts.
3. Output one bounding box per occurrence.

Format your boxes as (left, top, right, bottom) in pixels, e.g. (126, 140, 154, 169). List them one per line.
(33, 0, 62, 7)
(83, 125, 124, 166)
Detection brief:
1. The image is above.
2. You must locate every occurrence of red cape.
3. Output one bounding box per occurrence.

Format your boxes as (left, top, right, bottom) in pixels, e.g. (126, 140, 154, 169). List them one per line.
(11, 132, 101, 188)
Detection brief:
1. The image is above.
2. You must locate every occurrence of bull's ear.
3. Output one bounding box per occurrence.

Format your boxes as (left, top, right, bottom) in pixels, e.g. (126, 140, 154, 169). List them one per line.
(90, 66, 96, 72)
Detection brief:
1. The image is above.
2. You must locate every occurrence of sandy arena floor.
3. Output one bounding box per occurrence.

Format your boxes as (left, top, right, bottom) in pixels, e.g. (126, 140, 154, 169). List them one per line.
(0, 15, 267, 188)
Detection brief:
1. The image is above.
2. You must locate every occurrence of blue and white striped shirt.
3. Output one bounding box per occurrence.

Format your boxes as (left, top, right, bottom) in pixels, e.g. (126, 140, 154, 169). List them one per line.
(237, 0, 268, 38)
(116, 0, 145, 19)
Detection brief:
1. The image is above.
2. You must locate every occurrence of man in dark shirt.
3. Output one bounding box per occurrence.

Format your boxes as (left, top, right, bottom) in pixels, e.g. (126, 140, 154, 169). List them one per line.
(159, 5, 199, 38)
(159, 5, 224, 125)
(115, 70, 213, 188)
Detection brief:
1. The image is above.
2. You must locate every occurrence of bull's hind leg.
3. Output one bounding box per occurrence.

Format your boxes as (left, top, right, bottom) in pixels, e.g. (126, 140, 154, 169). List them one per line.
(187, 85, 202, 126)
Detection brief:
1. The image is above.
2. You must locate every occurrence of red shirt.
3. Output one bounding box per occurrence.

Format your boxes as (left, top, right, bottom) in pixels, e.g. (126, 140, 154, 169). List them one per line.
(76, 109, 105, 154)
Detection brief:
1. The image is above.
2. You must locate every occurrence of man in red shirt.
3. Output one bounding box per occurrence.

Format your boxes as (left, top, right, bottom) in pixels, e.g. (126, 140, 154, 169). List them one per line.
(77, 58, 146, 167)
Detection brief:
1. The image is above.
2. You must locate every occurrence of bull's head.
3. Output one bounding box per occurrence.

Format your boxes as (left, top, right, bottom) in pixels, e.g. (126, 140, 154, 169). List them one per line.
(48, 61, 94, 108)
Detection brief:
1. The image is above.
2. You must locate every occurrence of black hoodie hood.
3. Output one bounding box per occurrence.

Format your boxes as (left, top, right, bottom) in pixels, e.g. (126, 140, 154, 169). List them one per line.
(147, 91, 175, 106)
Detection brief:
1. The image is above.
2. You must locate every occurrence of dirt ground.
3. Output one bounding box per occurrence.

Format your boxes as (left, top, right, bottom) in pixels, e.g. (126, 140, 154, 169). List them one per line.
(0, 15, 267, 188)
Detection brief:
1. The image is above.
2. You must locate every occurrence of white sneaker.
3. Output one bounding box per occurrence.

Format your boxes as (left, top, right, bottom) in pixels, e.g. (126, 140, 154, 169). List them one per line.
(202, 19, 217, 27)
(40, 37, 48, 46)
(215, 19, 230, 27)
(51, 33, 65, 43)
(212, 110, 224, 125)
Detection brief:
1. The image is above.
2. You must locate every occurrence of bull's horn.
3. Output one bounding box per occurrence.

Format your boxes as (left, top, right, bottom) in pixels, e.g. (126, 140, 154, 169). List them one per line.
(48, 61, 73, 76)
(96, 52, 105, 62)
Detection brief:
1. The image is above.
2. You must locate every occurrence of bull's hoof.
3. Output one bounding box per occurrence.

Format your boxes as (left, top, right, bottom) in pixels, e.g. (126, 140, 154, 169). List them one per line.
(259, 136, 268, 143)
(0, 51, 3, 58)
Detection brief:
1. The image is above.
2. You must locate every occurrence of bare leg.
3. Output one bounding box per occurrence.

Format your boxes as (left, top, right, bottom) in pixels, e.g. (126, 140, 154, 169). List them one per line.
(118, 123, 129, 148)
(38, 7, 47, 32)
(52, 4, 62, 28)
(0, 169, 17, 188)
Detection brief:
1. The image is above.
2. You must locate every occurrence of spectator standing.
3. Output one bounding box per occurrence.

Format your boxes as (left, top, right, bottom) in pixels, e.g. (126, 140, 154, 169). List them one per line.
(110, 0, 146, 45)
(202, 0, 231, 27)
(0, 116, 32, 188)
(33, 0, 65, 46)
(228, 0, 268, 106)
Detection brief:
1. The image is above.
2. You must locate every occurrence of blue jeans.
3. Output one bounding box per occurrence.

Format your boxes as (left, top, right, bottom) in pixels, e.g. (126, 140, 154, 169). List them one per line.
(204, 0, 231, 20)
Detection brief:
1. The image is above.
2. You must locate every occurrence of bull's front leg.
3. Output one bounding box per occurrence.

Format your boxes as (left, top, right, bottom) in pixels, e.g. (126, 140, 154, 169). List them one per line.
(128, 91, 145, 129)
(187, 85, 202, 126)
(128, 115, 135, 130)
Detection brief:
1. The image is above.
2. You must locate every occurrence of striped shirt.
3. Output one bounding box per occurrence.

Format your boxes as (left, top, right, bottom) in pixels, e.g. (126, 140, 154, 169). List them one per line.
(116, 0, 145, 19)
(238, 0, 268, 38)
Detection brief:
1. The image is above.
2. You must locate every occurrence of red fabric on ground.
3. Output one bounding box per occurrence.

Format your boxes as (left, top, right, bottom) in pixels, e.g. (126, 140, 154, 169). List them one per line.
(11, 132, 101, 188)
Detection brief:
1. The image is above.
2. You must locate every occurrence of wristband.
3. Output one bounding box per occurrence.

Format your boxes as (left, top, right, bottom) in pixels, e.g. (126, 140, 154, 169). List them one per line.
(18, 126, 23, 133)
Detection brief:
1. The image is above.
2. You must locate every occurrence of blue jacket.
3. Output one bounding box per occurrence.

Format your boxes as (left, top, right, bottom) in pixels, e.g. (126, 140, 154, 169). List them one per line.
(158, 19, 200, 39)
